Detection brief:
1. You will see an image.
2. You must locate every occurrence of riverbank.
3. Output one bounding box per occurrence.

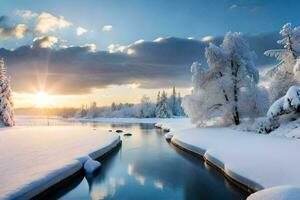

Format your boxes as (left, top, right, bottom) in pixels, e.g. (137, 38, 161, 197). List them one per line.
(159, 122, 300, 199)
(0, 126, 120, 200)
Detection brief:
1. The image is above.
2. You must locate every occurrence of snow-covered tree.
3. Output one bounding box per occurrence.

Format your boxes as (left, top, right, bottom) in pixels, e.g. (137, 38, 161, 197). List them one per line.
(258, 85, 300, 133)
(0, 58, 15, 126)
(190, 61, 208, 94)
(265, 23, 300, 102)
(86, 101, 98, 118)
(183, 32, 263, 126)
(75, 104, 87, 117)
(155, 91, 172, 118)
(169, 86, 183, 116)
(139, 95, 155, 118)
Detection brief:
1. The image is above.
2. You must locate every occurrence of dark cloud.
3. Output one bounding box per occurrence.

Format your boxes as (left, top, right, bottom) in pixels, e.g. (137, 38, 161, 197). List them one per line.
(0, 33, 280, 94)
(0, 16, 7, 24)
(0, 16, 29, 40)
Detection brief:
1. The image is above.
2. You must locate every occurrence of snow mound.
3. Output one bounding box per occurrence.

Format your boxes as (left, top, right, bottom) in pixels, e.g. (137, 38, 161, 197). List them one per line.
(84, 158, 101, 174)
(77, 155, 91, 164)
(165, 132, 174, 140)
(247, 186, 300, 200)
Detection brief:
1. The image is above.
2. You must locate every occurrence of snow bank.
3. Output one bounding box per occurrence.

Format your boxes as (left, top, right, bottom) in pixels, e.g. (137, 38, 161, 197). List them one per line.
(247, 186, 300, 200)
(170, 127, 300, 191)
(0, 126, 120, 200)
(155, 118, 193, 132)
(84, 158, 101, 174)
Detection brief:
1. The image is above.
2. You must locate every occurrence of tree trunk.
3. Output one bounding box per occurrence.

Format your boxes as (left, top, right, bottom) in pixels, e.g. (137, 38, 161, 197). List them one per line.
(231, 60, 240, 125)
(218, 72, 229, 102)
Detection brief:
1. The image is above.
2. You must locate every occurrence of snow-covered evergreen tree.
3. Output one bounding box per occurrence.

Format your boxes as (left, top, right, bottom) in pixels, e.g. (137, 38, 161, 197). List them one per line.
(169, 86, 182, 116)
(0, 58, 15, 126)
(258, 85, 300, 133)
(183, 32, 263, 126)
(265, 23, 300, 103)
(155, 91, 172, 118)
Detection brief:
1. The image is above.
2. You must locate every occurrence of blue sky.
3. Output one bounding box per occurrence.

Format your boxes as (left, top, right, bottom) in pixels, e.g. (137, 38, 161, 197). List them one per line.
(1, 0, 299, 50)
(0, 0, 299, 107)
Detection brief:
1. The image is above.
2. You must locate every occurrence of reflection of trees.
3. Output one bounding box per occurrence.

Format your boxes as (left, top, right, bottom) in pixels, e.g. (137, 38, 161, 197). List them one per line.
(110, 123, 135, 129)
(139, 123, 155, 130)
(45, 173, 85, 199)
(128, 137, 248, 199)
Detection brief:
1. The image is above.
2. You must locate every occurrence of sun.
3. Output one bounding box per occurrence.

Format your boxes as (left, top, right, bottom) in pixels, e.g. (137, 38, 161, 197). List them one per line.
(34, 91, 51, 107)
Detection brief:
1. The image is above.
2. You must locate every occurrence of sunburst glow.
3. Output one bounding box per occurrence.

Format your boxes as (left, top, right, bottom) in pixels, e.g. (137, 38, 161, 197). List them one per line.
(34, 91, 51, 107)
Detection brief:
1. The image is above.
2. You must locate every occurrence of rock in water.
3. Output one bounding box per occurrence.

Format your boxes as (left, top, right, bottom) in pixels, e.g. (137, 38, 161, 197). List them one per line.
(84, 158, 101, 174)
(116, 130, 123, 133)
(124, 133, 132, 136)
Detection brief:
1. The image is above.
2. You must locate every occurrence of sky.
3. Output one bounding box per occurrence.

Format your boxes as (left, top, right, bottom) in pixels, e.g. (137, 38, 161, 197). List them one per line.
(0, 0, 299, 108)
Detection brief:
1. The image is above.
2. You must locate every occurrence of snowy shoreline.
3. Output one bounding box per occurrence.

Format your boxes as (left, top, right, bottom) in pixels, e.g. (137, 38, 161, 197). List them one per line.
(0, 126, 121, 200)
(157, 122, 300, 199)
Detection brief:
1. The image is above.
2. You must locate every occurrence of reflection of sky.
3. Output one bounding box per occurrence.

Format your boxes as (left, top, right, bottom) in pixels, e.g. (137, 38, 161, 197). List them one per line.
(57, 123, 247, 200)
(88, 162, 169, 199)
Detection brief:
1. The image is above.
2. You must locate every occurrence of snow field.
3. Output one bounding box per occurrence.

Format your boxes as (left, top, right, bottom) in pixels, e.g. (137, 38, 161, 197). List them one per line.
(0, 126, 120, 199)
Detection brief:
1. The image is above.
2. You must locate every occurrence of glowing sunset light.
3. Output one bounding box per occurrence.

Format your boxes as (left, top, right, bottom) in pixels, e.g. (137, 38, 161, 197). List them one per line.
(34, 91, 51, 107)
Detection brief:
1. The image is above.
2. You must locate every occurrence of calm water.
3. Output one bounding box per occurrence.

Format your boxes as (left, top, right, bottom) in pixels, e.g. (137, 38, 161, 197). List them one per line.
(25, 119, 248, 200)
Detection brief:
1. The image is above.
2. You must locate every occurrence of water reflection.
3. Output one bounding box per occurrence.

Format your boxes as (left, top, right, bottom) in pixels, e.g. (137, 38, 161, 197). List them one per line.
(46, 122, 248, 200)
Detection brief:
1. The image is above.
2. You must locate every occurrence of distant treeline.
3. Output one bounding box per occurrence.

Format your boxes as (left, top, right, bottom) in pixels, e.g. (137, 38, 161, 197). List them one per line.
(15, 87, 186, 118)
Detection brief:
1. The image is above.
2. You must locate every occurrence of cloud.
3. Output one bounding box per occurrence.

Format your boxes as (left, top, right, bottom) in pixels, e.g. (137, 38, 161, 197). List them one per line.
(0, 16, 8, 24)
(32, 36, 59, 48)
(15, 10, 38, 19)
(0, 33, 280, 94)
(107, 44, 127, 53)
(76, 26, 88, 36)
(35, 12, 71, 33)
(230, 4, 238, 9)
(81, 43, 96, 52)
(153, 37, 164, 42)
(0, 23, 29, 40)
(134, 39, 144, 45)
(201, 35, 214, 42)
(102, 25, 112, 32)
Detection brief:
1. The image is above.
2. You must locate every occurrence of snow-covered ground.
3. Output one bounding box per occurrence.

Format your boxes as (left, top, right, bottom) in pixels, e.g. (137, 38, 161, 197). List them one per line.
(247, 186, 300, 200)
(156, 119, 300, 199)
(0, 126, 120, 200)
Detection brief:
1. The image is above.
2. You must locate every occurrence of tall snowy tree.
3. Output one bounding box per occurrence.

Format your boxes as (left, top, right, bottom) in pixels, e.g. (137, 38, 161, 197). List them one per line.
(155, 91, 172, 118)
(183, 32, 264, 126)
(0, 58, 15, 126)
(169, 86, 182, 116)
(265, 23, 300, 103)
